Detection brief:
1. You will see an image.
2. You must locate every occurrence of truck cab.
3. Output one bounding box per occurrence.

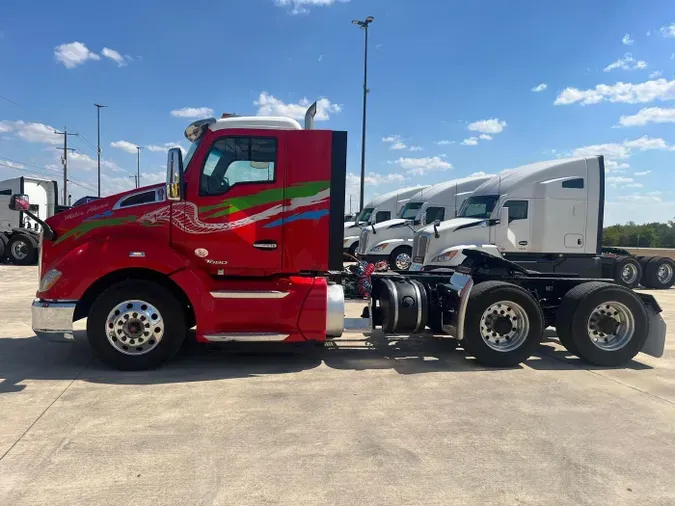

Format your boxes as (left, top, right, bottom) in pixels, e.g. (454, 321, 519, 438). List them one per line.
(412, 156, 604, 275)
(356, 175, 492, 270)
(342, 186, 428, 257)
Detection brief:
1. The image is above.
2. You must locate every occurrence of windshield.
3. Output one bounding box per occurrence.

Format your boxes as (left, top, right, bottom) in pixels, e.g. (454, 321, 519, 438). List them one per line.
(356, 207, 374, 223)
(397, 202, 423, 220)
(458, 195, 499, 219)
(183, 140, 200, 168)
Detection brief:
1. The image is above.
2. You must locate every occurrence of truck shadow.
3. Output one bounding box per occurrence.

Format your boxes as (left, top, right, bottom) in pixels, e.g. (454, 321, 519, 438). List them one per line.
(0, 328, 652, 392)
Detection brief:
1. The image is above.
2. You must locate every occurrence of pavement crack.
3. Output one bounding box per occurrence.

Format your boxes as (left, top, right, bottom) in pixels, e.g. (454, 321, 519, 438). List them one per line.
(0, 358, 92, 462)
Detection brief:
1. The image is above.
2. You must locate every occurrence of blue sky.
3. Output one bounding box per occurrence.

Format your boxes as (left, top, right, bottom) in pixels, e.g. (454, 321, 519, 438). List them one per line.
(1, 0, 675, 224)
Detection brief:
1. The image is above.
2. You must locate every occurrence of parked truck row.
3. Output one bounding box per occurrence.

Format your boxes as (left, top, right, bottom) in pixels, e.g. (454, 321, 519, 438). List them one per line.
(352, 163, 675, 290)
(8, 103, 666, 371)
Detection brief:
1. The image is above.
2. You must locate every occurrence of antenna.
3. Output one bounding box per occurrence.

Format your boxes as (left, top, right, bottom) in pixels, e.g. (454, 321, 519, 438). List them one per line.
(454, 183, 458, 217)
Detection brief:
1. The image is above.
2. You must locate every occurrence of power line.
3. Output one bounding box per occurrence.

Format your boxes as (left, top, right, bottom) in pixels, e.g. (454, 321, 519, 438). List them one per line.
(0, 155, 98, 193)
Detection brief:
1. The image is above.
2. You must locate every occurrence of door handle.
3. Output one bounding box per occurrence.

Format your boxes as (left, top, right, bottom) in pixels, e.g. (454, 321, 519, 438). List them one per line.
(518, 241, 528, 246)
(253, 240, 278, 250)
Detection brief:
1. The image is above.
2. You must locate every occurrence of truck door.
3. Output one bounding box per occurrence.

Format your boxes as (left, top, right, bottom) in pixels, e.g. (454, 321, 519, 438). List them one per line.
(180, 133, 284, 275)
(501, 200, 530, 252)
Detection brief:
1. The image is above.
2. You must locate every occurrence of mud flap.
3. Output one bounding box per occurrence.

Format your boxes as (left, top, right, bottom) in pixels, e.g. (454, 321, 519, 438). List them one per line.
(642, 306, 666, 358)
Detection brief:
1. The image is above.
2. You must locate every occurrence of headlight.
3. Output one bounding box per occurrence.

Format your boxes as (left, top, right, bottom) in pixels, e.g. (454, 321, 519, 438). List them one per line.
(431, 250, 459, 263)
(39, 269, 62, 292)
(371, 242, 390, 252)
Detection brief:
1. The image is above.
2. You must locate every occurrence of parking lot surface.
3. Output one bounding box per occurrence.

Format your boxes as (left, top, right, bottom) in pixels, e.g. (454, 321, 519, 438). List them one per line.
(0, 265, 674, 505)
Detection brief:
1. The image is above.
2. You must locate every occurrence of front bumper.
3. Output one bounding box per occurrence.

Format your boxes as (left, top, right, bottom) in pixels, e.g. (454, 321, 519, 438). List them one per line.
(32, 299, 76, 342)
(356, 253, 389, 264)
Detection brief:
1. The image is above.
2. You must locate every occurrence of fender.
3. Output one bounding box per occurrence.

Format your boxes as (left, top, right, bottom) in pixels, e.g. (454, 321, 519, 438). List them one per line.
(343, 235, 360, 250)
(368, 238, 411, 256)
(38, 237, 192, 300)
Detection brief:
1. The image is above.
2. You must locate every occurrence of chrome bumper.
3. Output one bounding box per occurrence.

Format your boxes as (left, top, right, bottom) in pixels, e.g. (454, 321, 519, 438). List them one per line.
(32, 299, 76, 342)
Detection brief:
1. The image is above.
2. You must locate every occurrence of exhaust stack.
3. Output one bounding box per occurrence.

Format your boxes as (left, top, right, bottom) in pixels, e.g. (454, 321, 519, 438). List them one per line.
(304, 101, 317, 130)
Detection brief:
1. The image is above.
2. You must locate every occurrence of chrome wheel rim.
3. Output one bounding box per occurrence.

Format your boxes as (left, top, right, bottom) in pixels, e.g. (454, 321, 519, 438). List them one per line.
(657, 263, 673, 285)
(11, 241, 28, 260)
(586, 301, 634, 351)
(395, 252, 412, 270)
(621, 264, 639, 285)
(479, 300, 530, 352)
(106, 300, 164, 356)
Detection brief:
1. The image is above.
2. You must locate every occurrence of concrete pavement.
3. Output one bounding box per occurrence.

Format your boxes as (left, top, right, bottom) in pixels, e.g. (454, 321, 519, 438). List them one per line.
(0, 264, 674, 505)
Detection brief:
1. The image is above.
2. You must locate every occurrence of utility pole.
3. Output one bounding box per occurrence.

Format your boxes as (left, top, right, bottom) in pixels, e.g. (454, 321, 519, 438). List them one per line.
(129, 175, 138, 188)
(94, 104, 108, 198)
(352, 15, 374, 212)
(136, 146, 143, 188)
(54, 129, 78, 205)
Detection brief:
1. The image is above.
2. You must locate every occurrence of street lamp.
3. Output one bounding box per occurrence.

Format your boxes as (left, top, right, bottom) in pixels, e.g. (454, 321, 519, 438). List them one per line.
(94, 103, 107, 197)
(136, 145, 143, 188)
(352, 15, 374, 213)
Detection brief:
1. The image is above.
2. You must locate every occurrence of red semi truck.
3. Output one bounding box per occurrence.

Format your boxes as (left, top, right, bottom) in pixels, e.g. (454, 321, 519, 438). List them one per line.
(12, 105, 666, 370)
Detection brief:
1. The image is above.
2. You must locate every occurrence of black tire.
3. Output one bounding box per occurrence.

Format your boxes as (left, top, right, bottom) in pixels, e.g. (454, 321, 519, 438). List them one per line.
(613, 256, 642, 289)
(0, 234, 8, 260)
(462, 281, 544, 367)
(7, 233, 39, 265)
(556, 282, 648, 366)
(87, 280, 187, 370)
(388, 246, 413, 271)
(643, 256, 675, 289)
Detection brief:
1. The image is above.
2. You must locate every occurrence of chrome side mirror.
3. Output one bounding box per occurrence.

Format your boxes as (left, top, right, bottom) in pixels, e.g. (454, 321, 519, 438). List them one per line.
(166, 148, 184, 201)
(9, 194, 30, 211)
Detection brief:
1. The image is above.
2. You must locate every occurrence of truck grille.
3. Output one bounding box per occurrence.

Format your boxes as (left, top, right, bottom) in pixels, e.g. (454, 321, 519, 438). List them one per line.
(359, 229, 369, 254)
(412, 234, 429, 264)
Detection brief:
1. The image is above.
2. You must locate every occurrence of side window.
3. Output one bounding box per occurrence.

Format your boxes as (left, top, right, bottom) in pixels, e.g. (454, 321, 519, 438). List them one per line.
(504, 200, 528, 222)
(0, 189, 11, 196)
(425, 206, 445, 224)
(200, 137, 277, 196)
(562, 178, 584, 189)
(375, 211, 391, 223)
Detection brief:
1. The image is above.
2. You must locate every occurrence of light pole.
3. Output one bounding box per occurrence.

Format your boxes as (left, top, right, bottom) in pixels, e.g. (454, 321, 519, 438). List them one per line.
(352, 15, 374, 213)
(94, 104, 107, 197)
(136, 146, 143, 188)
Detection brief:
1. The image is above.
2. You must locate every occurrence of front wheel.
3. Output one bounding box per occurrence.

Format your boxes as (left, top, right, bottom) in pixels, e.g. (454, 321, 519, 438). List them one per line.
(389, 246, 413, 271)
(462, 281, 544, 367)
(87, 280, 187, 370)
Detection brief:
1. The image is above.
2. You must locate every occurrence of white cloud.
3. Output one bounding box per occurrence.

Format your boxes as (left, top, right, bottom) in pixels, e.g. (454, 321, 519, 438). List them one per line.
(624, 135, 667, 150)
(622, 33, 634, 45)
(479, 134, 493, 141)
(461, 137, 479, 146)
(409, 145, 423, 152)
(649, 70, 662, 79)
(634, 170, 651, 176)
(0, 120, 61, 144)
(470, 171, 487, 176)
(603, 53, 647, 72)
(468, 118, 507, 134)
(531, 83, 548, 92)
(170, 106, 214, 118)
(364, 172, 406, 185)
(618, 106, 675, 126)
(47, 151, 123, 174)
(624, 183, 644, 188)
(660, 23, 675, 38)
(101, 47, 127, 67)
(54, 41, 100, 69)
(394, 156, 452, 176)
(0, 159, 24, 169)
(616, 193, 662, 202)
(436, 140, 454, 145)
(318, 54, 323, 62)
(607, 175, 634, 184)
(146, 142, 187, 156)
(254, 92, 341, 121)
(605, 159, 630, 172)
(555, 78, 675, 105)
(274, 0, 349, 15)
(382, 135, 406, 150)
(110, 140, 139, 154)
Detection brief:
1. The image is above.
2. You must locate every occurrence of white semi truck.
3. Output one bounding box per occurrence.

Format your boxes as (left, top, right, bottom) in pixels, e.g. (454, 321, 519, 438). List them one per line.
(343, 186, 428, 256)
(408, 156, 675, 289)
(0, 176, 59, 264)
(357, 175, 492, 270)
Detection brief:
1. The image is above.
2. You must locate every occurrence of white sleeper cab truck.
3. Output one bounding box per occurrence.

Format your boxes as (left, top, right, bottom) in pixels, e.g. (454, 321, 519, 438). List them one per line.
(357, 174, 492, 270)
(0, 176, 58, 264)
(409, 155, 675, 288)
(343, 186, 428, 257)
